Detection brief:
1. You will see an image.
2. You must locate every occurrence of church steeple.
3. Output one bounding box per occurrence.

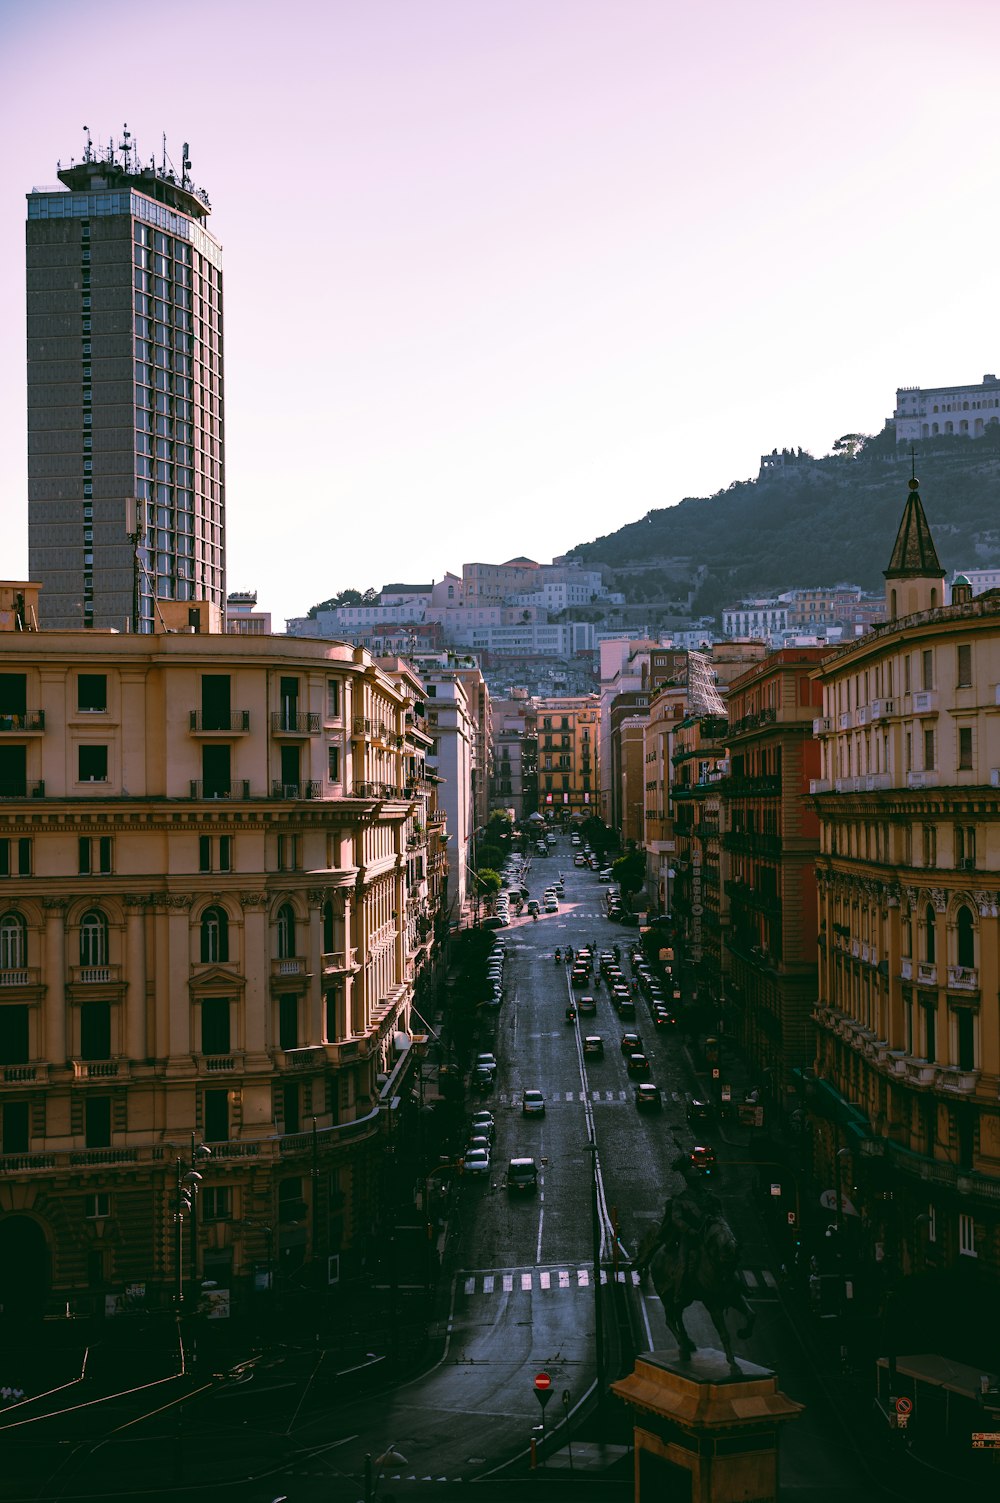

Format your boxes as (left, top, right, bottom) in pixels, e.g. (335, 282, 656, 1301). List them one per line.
(883, 473, 945, 621)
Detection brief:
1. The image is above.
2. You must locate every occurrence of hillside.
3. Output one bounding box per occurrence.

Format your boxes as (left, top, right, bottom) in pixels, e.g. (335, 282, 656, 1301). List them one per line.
(570, 431, 1000, 619)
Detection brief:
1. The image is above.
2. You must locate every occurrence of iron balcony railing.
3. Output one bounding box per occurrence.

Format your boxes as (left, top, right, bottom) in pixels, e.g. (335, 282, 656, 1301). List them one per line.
(0, 781, 44, 798)
(190, 779, 251, 799)
(0, 711, 44, 732)
(271, 711, 321, 734)
(270, 780, 322, 800)
(189, 710, 251, 732)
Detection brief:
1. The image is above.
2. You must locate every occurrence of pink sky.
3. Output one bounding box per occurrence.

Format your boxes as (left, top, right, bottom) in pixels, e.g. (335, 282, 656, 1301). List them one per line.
(1, 0, 998, 625)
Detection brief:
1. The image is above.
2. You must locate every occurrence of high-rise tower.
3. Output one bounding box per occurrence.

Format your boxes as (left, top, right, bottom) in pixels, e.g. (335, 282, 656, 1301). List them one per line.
(26, 129, 225, 630)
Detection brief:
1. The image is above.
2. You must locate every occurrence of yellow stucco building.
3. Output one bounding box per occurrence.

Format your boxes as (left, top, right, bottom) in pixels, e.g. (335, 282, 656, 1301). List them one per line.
(0, 586, 443, 1316)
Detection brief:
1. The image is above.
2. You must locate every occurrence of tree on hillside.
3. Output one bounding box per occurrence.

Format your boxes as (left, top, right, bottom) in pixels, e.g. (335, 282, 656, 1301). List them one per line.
(307, 586, 378, 618)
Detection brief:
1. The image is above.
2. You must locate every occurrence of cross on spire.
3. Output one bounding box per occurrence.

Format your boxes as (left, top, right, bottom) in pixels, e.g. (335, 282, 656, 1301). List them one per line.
(908, 445, 918, 480)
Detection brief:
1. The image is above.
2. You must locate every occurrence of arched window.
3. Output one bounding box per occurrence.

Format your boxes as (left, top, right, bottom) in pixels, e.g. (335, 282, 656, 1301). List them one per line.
(0, 912, 27, 970)
(200, 906, 229, 964)
(80, 909, 108, 967)
(277, 903, 296, 960)
(924, 903, 936, 964)
(322, 899, 334, 953)
(956, 905, 975, 969)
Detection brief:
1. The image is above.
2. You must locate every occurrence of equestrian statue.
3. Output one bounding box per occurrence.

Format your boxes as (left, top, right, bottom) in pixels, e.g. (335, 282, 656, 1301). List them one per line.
(635, 1154, 755, 1371)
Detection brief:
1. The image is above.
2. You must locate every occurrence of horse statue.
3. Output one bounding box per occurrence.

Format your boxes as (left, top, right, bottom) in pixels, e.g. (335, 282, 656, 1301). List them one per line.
(636, 1164, 755, 1371)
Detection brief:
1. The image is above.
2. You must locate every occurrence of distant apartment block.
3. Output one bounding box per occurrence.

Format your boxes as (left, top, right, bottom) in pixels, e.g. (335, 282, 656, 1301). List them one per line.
(226, 590, 271, 635)
(894, 374, 1000, 444)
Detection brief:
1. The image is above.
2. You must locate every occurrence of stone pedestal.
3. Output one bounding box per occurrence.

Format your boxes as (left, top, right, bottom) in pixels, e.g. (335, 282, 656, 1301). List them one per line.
(611, 1348, 803, 1503)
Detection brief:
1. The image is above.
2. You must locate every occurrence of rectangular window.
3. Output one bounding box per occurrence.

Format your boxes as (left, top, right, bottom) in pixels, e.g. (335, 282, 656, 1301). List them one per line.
(277, 835, 300, 871)
(80, 1001, 111, 1060)
(201, 998, 231, 1055)
(957, 643, 972, 687)
(86, 1192, 110, 1219)
(924, 1004, 936, 1064)
(923, 728, 935, 770)
(958, 726, 973, 770)
(904, 731, 912, 773)
(327, 745, 340, 783)
(77, 674, 107, 712)
(203, 1087, 229, 1142)
(904, 655, 911, 693)
(219, 835, 231, 871)
(922, 649, 933, 691)
(199, 835, 212, 872)
(326, 679, 340, 717)
(926, 1203, 936, 1243)
(1, 1100, 30, 1154)
(922, 825, 936, 866)
(279, 995, 298, 1050)
(202, 1186, 232, 1221)
(959, 1212, 977, 1257)
(957, 1008, 975, 1071)
(0, 838, 31, 877)
(78, 745, 108, 783)
(84, 1096, 112, 1149)
(0, 1006, 29, 1066)
(79, 836, 113, 875)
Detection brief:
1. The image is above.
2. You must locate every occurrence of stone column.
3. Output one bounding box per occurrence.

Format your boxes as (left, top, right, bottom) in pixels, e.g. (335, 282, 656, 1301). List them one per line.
(241, 893, 269, 1060)
(305, 889, 326, 1046)
(123, 897, 148, 1062)
(41, 898, 68, 1063)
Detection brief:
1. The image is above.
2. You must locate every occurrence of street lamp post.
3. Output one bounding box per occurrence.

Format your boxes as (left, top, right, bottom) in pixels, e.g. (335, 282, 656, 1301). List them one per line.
(364, 1444, 408, 1503)
(588, 1135, 606, 1399)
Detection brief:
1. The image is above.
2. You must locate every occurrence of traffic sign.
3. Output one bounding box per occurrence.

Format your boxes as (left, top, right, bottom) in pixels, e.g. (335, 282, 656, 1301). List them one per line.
(534, 1372, 553, 1408)
(895, 1396, 912, 1416)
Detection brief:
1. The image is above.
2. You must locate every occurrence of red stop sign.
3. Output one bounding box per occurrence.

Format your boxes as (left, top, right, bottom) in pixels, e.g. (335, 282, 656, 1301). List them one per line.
(534, 1372, 551, 1391)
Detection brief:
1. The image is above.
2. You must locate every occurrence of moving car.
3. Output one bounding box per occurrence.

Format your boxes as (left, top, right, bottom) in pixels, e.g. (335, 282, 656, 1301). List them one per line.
(621, 1031, 643, 1054)
(574, 854, 587, 867)
(686, 1098, 713, 1125)
(527, 900, 540, 916)
(635, 1081, 661, 1111)
(577, 995, 596, 1015)
(689, 1144, 717, 1176)
(521, 1089, 545, 1116)
(583, 1034, 604, 1057)
(506, 1157, 539, 1194)
(626, 1051, 651, 1076)
(544, 898, 559, 913)
(471, 1065, 494, 1093)
(571, 966, 590, 989)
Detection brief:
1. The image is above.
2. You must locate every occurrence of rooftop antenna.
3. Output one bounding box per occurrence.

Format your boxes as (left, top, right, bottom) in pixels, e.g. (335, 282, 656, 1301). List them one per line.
(181, 143, 192, 188)
(161, 132, 167, 174)
(118, 122, 131, 173)
(82, 125, 93, 163)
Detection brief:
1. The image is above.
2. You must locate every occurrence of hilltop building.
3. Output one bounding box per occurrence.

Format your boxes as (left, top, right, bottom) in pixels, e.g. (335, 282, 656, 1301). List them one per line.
(894, 374, 1000, 445)
(27, 132, 225, 631)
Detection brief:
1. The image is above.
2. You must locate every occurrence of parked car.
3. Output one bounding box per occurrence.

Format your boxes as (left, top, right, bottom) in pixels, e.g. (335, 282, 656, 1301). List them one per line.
(635, 1081, 661, 1111)
(521, 1089, 545, 1116)
(653, 1007, 678, 1030)
(469, 1110, 495, 1140)
(465, 1134, 492, 1159)
(476, 1052, 498, 1072)
(506, 1157, 539, 1194)
(583, 1034, 604, 1057)
(471, 1065, 494, 1093)
(463, 1146, 491, 1177)
(686, 1098, 714, 1125)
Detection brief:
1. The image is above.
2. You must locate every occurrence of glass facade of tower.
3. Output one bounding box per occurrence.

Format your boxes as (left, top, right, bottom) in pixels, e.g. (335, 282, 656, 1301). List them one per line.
(26, 167, 224, 630)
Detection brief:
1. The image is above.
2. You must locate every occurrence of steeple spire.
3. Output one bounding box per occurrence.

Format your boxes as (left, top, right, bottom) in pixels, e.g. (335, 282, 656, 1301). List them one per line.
(883, 472, 945, 621)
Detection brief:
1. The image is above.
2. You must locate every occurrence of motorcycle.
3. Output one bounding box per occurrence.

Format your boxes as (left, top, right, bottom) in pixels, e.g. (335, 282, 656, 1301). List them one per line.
(554, 948, 562, 964)
(532, 910, 538, 921)
(565, 946, 574, 964)
(565, 1006, 576, 1024)
(613, 945, 621, 961)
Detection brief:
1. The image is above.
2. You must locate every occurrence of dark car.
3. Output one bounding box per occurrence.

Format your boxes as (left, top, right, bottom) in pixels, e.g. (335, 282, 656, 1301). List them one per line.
(653, 1008, 678, 1030)
(471, 1065, 495, 1093)
(506, 1157, 539, 1194)
(469, 1110, 496, 1140)
(620, 1031, 643, 1055)
(687, 1098, 713, 1124)
(583, 1034, 604, 1057)
(626, 1051, 650, 1076)
(689, 1144, 717, 1175)
(571, 967, 590, 989)
(635, 1081, 661, 1111)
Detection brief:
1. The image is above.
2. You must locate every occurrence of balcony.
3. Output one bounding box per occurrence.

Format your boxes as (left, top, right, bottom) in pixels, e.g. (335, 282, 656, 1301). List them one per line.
(839, 712, 852, 730)
(900, 957, 913, 980)
(352, 780, 405, 799)
(0, 968, 39, 989)
(916, 962, 937, 985)
(856, 706, 868, 726)
(0, 1063, 47, 1086)
(190, 779, 251, 800)
(194, 1052, 244, 1075)
(864, 773, 892, 791)
(0, 781, 44, 799)
(911, 690, 938, 715)
(809, 778, 832, 794)
(0, 711, 44, 733)
(189, 710, 250, 734)
(871, 698, 896, 720)
(271, 711, 321, 735)
(906, 770, 939, 790)
(69, 964, 122, 986)
(273, 1045, 325, 1071)
(812, 717, 832, 735)
(352, 716, 372, 737)
(271, 956, 309, 980)
(322, 948, 358, 974)
(270, 781, 321, 800)
(72, 1058, 128, 1081)
(935, 1065, 980, 1095)
(947, 965, 979, 991)
(904, 1057, 937, 1086)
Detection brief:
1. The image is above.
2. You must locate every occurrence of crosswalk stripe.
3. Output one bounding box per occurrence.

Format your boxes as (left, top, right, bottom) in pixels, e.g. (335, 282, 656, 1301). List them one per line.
(577, 1269, 589, 1287)
(502, 1274, 513, 1292)
(464, 1277, 475, 1294)
(558, 1270, 569, 1288)
(521, 1273, 532, 1291)
(539, 1271, 550, 1289)
(599, 1270, 608, 1284)
(743, 1270, 759, 1289)
(763, 1270, 778, 1290)
(483, 1275, 494, 1293)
